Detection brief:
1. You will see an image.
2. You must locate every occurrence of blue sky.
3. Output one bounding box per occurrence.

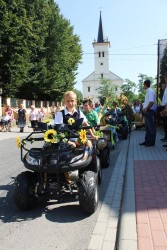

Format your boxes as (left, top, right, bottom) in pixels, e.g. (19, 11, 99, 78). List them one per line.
(55, 0, 167, 91)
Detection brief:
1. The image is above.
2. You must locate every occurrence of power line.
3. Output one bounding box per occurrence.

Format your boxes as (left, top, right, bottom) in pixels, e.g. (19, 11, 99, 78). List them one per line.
(84, 52, 157, 55)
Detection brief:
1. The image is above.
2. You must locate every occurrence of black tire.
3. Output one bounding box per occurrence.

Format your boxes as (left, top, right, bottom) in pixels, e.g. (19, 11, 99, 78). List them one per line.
(120, 126, 128, 140)
(99, 147, 110, 168)
(13, 171, 37, 210)
(79, 171, 98, 214)
(96, 156, 102, 185)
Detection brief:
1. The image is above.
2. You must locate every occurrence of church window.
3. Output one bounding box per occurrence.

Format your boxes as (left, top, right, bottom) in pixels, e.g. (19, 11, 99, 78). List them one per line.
(101, 63, 103, 65)
(102, 52, 105, 57)
(101, 73, 103, 78)
(115, 87, 118, 91)
(88, 86, 90, 92)
(98, 52, 101, 57)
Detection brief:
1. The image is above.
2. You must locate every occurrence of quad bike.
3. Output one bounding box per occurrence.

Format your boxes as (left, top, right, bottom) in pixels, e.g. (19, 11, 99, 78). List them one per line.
(106, 113, 128, 140)
(13, 119, 108, 214)
(101, 112, 128, 144)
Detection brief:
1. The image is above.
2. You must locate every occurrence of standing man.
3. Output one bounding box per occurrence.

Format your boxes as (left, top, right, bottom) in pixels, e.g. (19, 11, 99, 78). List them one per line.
(160, 73, 167, 142)
(139, 80, 156, 146)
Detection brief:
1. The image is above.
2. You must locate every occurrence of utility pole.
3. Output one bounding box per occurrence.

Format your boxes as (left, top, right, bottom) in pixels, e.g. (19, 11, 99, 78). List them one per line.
(156, 39, 160, 105)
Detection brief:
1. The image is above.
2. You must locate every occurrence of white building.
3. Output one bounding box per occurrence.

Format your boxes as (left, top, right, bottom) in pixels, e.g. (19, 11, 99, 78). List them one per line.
(82, 12, 124, 103)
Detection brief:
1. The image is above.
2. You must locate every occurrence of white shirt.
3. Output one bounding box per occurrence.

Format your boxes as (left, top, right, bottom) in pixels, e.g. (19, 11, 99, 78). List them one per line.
(162, 87, 167, 106)
(1, 114, 10, 122)
(134, 105, 141, 113)
(30, 110, 37, 121)
(143, 87, 156, 110)
(54, 108, 87, 124)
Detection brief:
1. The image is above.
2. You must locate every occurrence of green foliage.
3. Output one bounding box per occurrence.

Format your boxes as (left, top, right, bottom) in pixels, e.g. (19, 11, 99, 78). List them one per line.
(98, 78, 117, 105)
(160, 45, 167, 83)
(0, 0, 82, 100)
(73, 88, 83, 105)
(121, 79, 137, 103)
(137, 74, 156, 103)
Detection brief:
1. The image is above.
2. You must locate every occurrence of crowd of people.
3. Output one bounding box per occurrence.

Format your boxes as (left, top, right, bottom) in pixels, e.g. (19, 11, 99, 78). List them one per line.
(0, 104, 46, 132)
(1, 75, 167, 146)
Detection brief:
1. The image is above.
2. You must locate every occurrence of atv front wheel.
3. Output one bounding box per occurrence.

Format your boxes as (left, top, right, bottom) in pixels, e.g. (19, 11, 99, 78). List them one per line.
(13, 171, 37, 210)
(79, 171, 98, 214)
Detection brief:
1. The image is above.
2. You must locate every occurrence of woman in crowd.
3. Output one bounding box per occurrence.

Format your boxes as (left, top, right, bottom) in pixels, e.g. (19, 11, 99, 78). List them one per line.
(29, 105, 38, 131)
(38, 107, 45, 122)
(4, 104, 14, 131)
(17, 104, 26, 132)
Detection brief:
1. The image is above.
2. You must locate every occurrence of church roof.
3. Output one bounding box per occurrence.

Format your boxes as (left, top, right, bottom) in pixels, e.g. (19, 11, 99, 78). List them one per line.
(97, 11, 104, 43)
(82, 71, 124, 82)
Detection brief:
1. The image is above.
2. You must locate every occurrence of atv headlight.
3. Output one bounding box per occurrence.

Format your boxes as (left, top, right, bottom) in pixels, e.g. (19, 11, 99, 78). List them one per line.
(26, 153, 39, 165)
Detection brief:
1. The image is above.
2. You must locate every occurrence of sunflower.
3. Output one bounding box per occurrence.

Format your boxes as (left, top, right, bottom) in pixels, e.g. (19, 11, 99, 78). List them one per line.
(16, 136, 21, 148)
(43, 118, 50, 123)
(44, 129, 57, 143)
(78, 129, 87, 144)
(68, 118, 75, 125)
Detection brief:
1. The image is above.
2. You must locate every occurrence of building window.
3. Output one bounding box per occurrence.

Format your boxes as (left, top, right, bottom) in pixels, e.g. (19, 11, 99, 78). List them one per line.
(102, 52, 105, 57)
(115, 87, 118, 91)
(98, 52, 101, 57)
(100, 62, 103, 65)
(88, 86, 90, 92)
(101, 73, 103, 78)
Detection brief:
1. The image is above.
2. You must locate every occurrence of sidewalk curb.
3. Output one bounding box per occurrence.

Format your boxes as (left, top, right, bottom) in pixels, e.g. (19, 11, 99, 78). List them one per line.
(87, 139, 129, 250)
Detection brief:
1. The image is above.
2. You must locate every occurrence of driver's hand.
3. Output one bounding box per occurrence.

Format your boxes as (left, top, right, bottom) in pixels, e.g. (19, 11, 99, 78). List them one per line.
(93, 135, 98, 141)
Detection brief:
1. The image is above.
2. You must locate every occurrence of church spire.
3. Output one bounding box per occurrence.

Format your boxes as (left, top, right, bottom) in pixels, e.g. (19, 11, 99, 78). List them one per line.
(97, 11, 104, 43)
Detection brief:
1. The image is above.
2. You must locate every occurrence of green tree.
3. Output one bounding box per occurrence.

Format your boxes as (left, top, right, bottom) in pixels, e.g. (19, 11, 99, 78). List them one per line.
(0, 0, 82, 101)
(159, 45, 167, 101)
(160, 45, 167, 83)
(0, 0, 32, 97)
(121, 79, 137, 102)
(41, 0, 82, 101)
(98, 78, 117, 105)
(137, 74, 156, 102)
(73, 88, 83, 105)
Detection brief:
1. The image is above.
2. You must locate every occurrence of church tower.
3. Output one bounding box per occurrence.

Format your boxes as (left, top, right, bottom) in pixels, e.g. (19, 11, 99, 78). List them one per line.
(93, 11, 110, 79)
(82, 12, 123, 103)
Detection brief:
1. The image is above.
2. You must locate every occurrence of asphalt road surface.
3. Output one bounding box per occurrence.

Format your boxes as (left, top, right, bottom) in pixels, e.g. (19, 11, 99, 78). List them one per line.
(0, 136, 121, 250)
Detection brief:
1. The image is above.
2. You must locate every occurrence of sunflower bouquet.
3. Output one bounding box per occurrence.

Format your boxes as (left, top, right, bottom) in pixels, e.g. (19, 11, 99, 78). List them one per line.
(43, 118, 51, 124)
(44, 129, 67, 144)
(78, 129, 87, 145)
(16, 136, 27, 149)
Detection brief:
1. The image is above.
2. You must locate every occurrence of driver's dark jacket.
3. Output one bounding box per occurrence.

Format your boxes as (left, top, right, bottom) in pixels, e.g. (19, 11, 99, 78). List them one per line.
(61, 110, 80, 124)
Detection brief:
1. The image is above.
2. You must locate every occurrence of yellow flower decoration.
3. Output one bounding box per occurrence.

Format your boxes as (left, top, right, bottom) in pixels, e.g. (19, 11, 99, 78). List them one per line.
(16, 136, 21, 148)
(68, 118, 75, 125)
(78, 129, 87, 144)
(44, 129, 57, 143)
(43, 118, 50, 123)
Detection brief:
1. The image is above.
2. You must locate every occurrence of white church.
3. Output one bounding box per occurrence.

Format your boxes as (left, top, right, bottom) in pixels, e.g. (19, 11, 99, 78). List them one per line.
(82, 12, 124, 103)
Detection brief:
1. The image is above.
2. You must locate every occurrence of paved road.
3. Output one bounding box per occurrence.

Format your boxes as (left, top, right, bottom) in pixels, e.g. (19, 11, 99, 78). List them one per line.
(0, 129, 122, 250)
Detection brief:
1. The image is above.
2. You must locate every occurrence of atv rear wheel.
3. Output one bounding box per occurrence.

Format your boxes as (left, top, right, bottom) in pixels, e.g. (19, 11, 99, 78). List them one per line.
(120, 126, 128, 140)
(13, 171, 37, 210)
(79, 171, 98, 214)
(99, 147, 110, 168)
